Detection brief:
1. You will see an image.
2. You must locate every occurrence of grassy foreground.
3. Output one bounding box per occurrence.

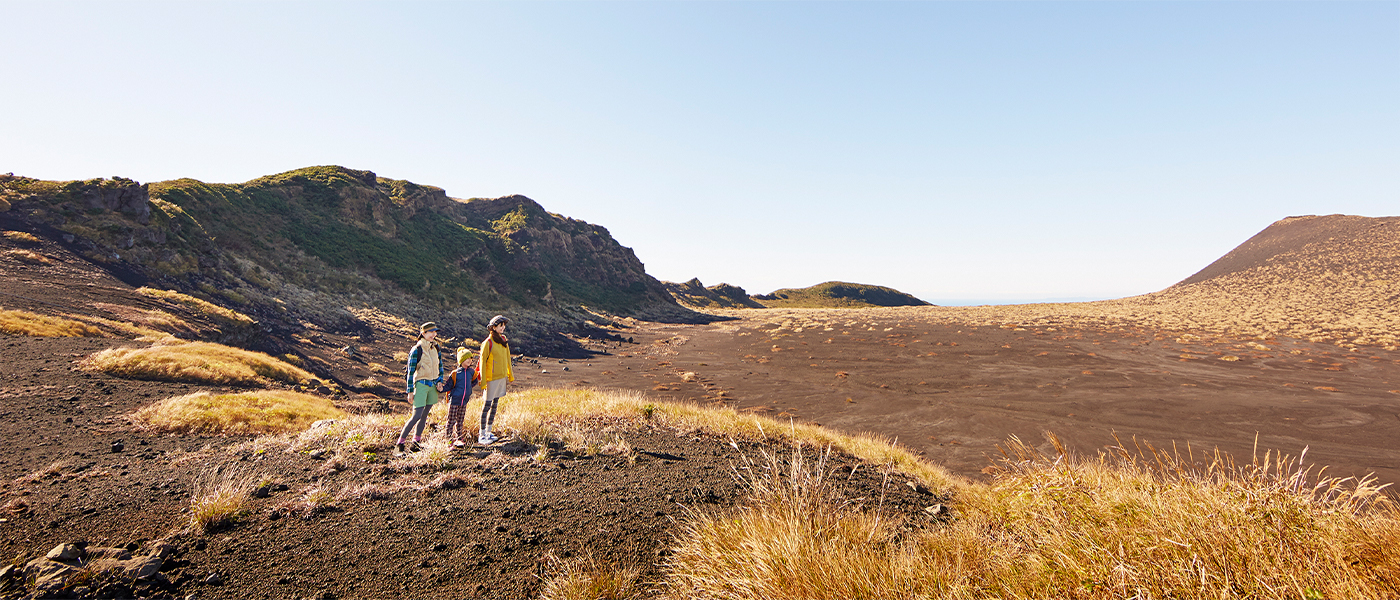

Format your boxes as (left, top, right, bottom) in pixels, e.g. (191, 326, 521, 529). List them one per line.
(152, 387, 1399, 598)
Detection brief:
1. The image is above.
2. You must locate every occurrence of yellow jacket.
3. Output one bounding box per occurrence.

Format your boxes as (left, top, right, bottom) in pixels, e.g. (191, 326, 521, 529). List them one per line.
(479, 335, 514, 383)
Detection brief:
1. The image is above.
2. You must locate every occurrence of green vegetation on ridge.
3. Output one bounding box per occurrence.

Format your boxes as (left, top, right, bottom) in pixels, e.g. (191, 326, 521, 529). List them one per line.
(756, 281, 931, 308)
(1, 167, 676, 321)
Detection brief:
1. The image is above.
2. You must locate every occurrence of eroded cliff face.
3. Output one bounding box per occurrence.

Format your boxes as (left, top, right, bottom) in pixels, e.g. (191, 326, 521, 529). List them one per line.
(0, 167, 697, 347)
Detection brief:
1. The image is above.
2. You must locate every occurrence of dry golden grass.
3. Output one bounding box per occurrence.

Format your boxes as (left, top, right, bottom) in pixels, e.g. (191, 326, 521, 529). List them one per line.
(274, 484, 336, 519)
(84, 339, 315, 385)
(2, 230, 40, 243)
(135, 287, 255, 327)
(661, 435, 1400, 600)
(0, 308, 105, 337)
(539, 553, 644, 600)
(495, 388, 961, 493)
(189, 467, 255, 533)
(3, 249, 51, 264)
(130, 390, 345, 435)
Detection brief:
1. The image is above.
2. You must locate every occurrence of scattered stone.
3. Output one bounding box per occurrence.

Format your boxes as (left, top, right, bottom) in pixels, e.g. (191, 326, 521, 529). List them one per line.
(308, 449, 327, 460)
(905, 481, 930, 495)
(111, 440, 124, 453)
(46, 543, 83, 561)
(147, 542, 180, 559)
(204, 572, 224, 585)
(923, 504, 947, 517)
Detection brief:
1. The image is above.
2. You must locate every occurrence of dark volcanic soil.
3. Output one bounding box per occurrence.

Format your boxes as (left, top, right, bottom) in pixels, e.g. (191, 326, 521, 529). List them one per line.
(534, 314, 1400, 489)
(0, 337, 942, 600)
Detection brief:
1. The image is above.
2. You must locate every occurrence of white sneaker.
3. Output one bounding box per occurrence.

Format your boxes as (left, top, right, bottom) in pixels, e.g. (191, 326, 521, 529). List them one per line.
(478, 433, 498, 445)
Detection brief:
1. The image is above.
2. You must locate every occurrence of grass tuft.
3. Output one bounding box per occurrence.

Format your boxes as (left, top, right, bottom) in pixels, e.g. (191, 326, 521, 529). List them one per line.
(85, 339, 315, 385)
(130, 390, 345, 435)
(0, 308, 105, 337)
(538, 553, 644, 600)
(4, 249, 52, 264)
(2, 231, 40, 243)
(190, 467, 255, 534)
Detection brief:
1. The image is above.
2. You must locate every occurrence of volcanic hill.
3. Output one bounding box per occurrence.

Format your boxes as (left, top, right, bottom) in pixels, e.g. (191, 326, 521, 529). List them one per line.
(0, 167, 711, 388)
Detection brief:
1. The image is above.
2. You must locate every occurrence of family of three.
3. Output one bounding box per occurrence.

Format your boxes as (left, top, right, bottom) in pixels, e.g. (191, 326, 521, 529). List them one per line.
(395, 314, 514, 454)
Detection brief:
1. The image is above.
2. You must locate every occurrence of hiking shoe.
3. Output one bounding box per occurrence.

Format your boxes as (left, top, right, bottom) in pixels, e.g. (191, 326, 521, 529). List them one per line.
(409, 441, 422, 453)
(395, 443, 407, 454)
(477, 433, 497, 445)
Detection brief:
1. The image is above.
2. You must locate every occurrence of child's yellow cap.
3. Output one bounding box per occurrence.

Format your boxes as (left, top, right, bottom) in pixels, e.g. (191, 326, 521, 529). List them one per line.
(457, 347, 474, 363)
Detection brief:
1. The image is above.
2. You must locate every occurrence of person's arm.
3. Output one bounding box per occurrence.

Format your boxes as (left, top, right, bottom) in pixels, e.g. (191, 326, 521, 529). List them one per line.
(479, 338, 492, 379)
(435, 348, 445, 387)
(405, 344, 422, 394)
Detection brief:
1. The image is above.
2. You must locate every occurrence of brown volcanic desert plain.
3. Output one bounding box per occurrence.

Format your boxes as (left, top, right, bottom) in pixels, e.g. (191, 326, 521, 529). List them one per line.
(2, 208, 1400, 599)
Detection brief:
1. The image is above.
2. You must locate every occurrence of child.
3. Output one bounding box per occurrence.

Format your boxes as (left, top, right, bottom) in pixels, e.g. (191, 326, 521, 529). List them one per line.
(397, 322, 444, 454)
(442, 347, 480, 448)
(476, 315, 514, 445)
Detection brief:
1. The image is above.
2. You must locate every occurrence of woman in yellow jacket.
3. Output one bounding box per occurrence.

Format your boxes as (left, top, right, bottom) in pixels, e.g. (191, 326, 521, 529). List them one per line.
(476, 315, 514, 444)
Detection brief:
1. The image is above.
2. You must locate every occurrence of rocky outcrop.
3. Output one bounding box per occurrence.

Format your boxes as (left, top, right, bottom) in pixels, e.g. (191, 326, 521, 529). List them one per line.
(663, 278, 766, 309)
(12, 542, 173, 597)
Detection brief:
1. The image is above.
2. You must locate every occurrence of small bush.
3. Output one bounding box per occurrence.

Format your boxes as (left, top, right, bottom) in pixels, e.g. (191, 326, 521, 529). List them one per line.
(84, 339, 315, 385)
(0, 309, 104, 337)
(130, 390, 345, 435)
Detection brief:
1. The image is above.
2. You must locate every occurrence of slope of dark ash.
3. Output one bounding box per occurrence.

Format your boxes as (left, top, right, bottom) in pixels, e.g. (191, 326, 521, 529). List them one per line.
(0, 336, 944, 600)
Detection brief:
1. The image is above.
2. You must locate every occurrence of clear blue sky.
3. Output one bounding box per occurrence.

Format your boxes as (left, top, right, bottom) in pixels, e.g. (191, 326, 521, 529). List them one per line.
(4, 1, 1396, 305)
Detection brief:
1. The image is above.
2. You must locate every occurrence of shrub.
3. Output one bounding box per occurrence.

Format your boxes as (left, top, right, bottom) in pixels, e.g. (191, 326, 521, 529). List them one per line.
(84, 339, 315, 385)
(0, 309, 104, 337)
(130, 390, 345, 435)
